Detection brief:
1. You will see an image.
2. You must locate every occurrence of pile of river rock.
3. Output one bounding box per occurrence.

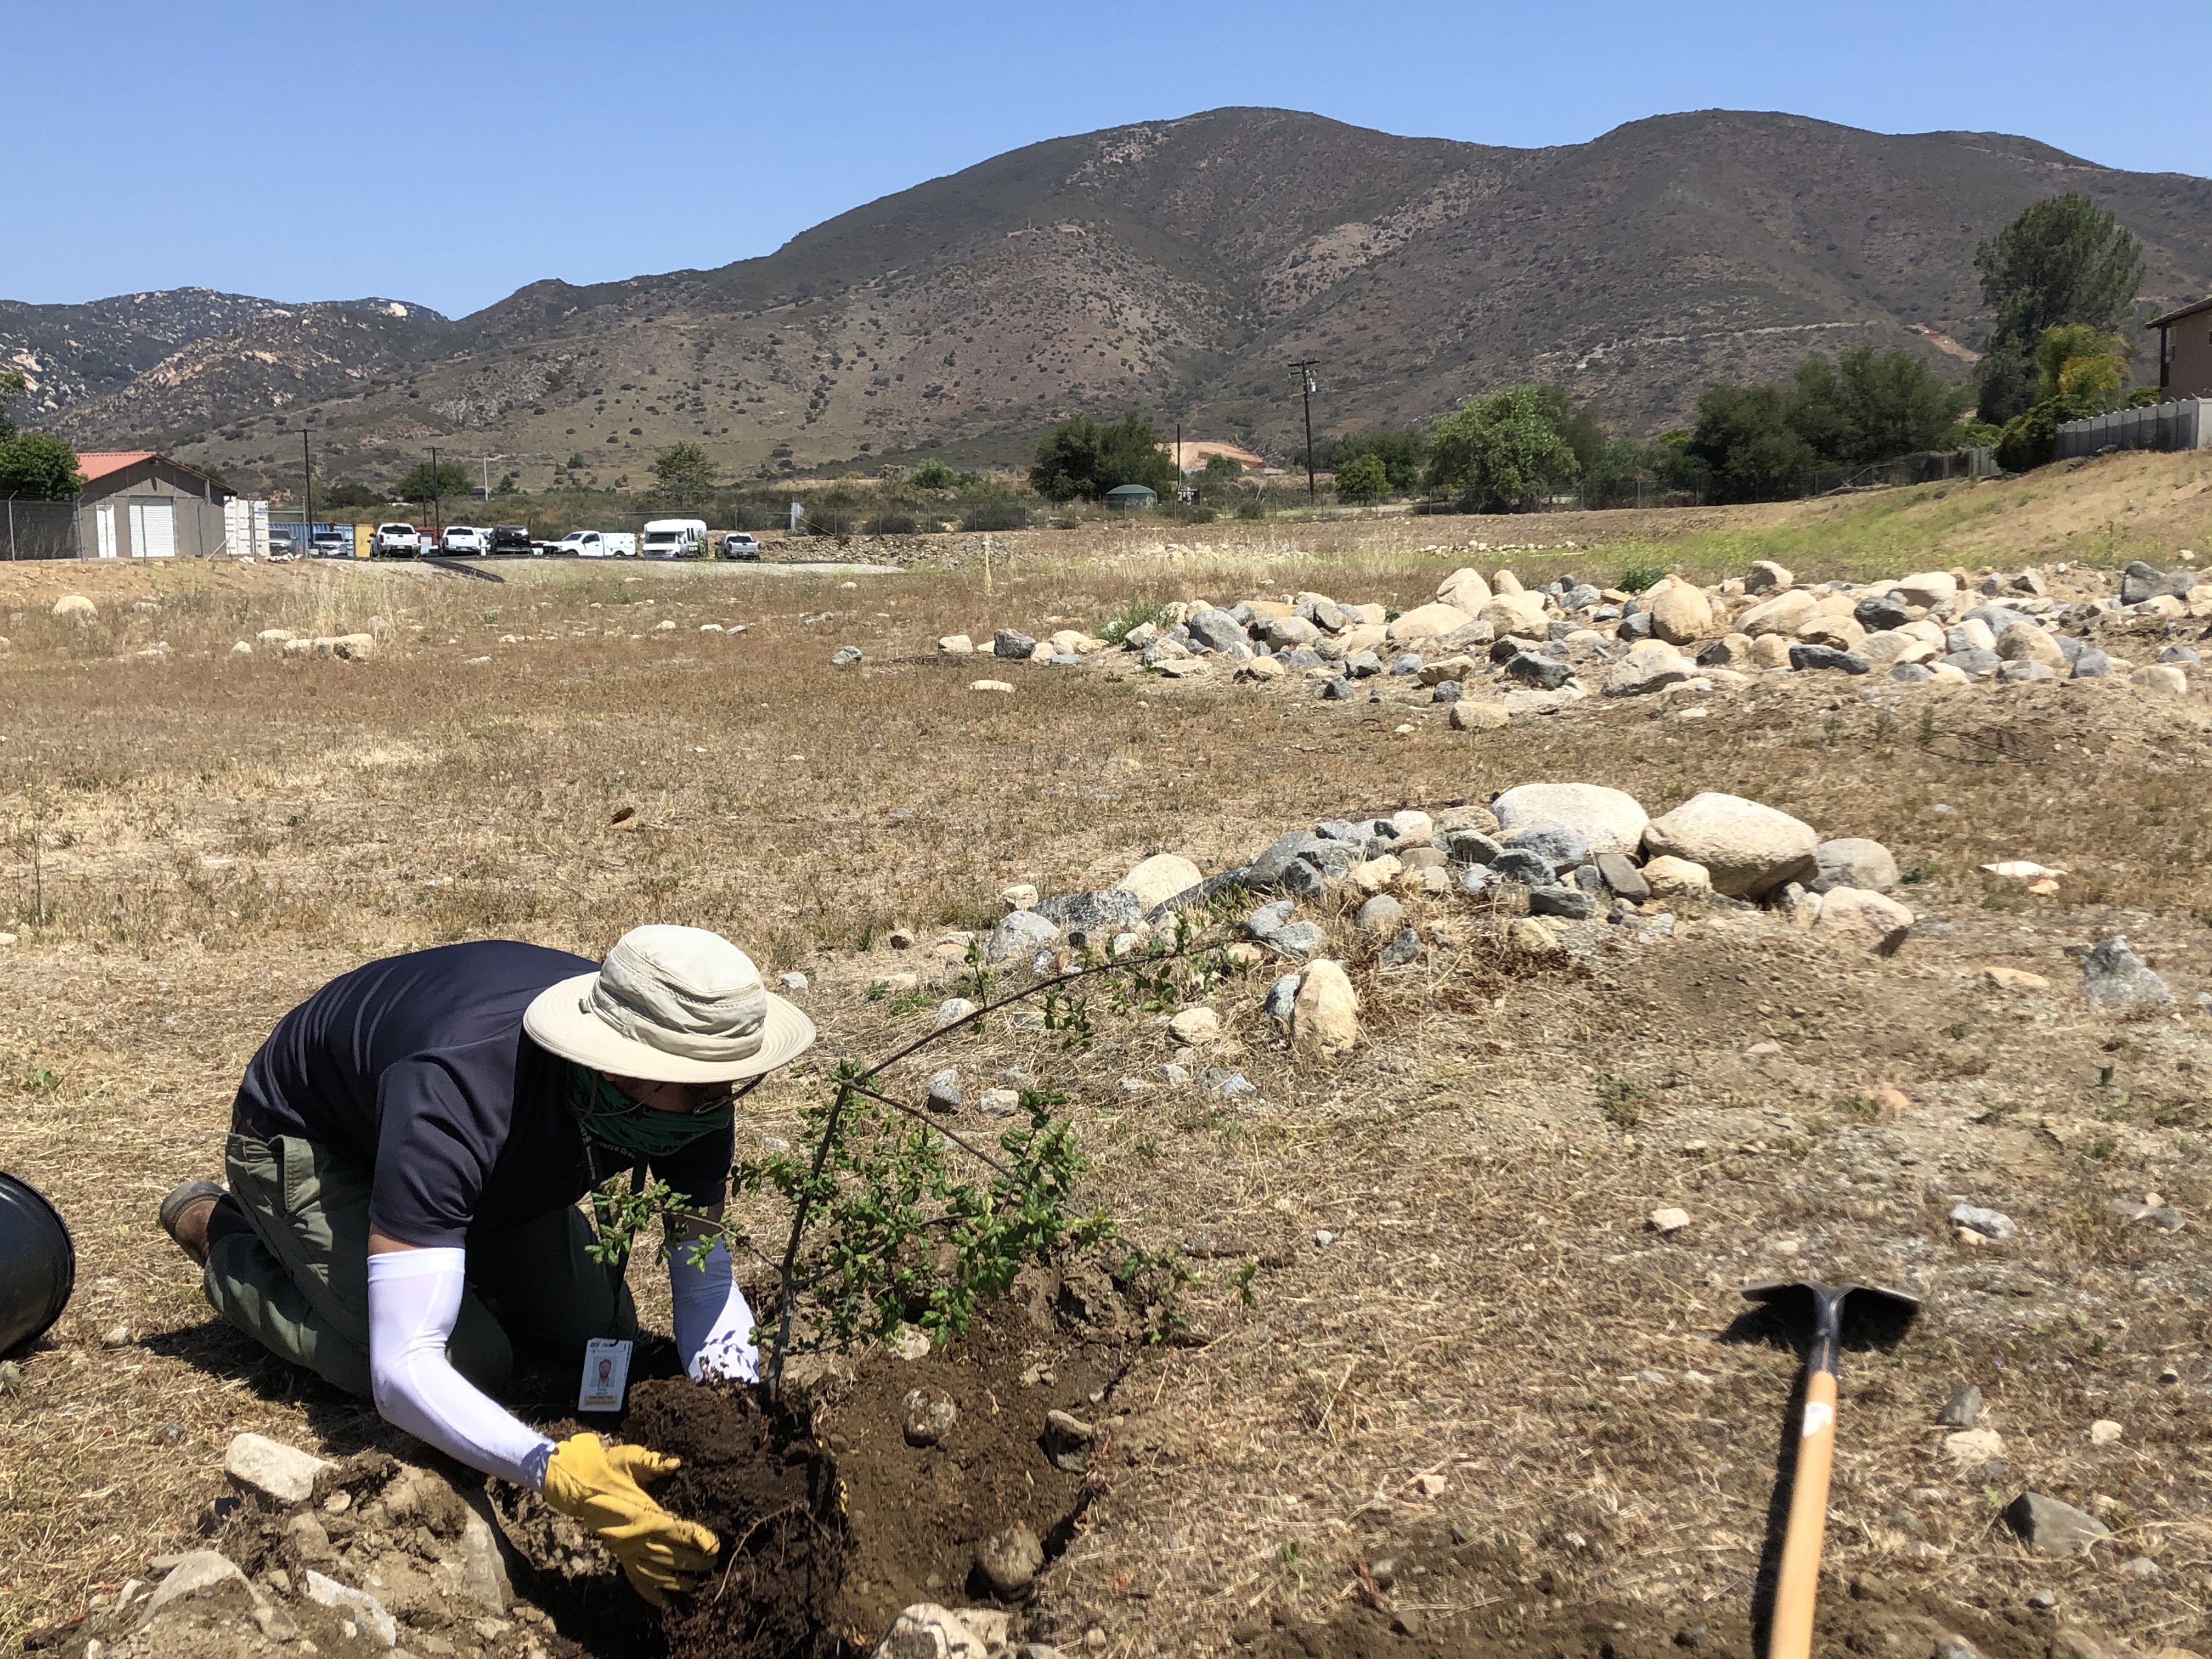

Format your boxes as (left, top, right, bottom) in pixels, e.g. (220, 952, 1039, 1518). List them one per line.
(943, 555, 2208, 715)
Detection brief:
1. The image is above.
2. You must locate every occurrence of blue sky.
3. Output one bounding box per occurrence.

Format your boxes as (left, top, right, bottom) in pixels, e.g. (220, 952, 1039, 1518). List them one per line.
(12, 0, 2208, 318)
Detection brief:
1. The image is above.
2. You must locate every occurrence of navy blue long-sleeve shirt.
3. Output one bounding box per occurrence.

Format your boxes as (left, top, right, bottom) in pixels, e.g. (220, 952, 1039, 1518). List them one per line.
(231, 941, 731, 1248)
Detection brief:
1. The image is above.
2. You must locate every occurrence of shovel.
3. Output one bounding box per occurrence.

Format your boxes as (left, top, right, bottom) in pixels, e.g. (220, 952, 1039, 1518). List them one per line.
(1742, 1279, 1920, 1659)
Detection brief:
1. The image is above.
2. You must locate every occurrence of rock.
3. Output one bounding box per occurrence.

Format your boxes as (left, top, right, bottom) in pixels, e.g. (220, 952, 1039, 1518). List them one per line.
(1945, 647, 2004, 679)
(1292, 961, 1359, 1057)
(978, 1088, 1020, 1116)
(1186, 608, 1251, 654)
(1490, 848, 1554, 885)
(1261, 972, 1302, 1022)
(1502, 825, 1590, 873)
(1997, 660, 2056, 684)
(2134, 664, 2189, 696)
(1643, 582, 1713, 645)
(1036, 888, 1143, 940)
(926, 1069, 964, 1113)
(304, 1569, 398, 1646)
(1438, 567, 1492, 611)
(937, 634, 974, 654)
(831, 645, 864, 667)
(2026, 1590, 2058, 1612)
(285, 1511, 336, 1565)
(1117, 854, 1201, 913)
(934, 998, 978, 1031)
(1379, 928, 1421, 967)
(1788, 644, 1870, 674)
(1437, 828, 1503, 867)
(1640, 855, 1711, 898)
(2121, 561, 2195, 605)
(876, 1604, 996, 1659)
(1997, 622, 2066, 669)
(1268, 921, 1328, 959)
(1649, 1207, 1691, 1234)
(1169, 1007, 1221, 1045)
(1813, 838, 1898, 893)
(225, 1432, 332, 1506)
(1749, 633, 1793, 669)
(984, 909, 1059, 963)
(1739, 589, 1820, 636)
(1949, 1203, 2016, 1240)
(1605, 639, 1699, 696)
(1946, 619, 1997, 654)
(138, 1550, 259, 1626)
(902, 1387, 958, 1446)
(1891, 662, 1936, 683)
(1696, 634, 1755, 668)
(1775, 882, 1822, 929)
(969, 679, 1015, 693)
(1894, 571, 1958, 610)
(1855, 594, 1915, 632)
(1506, 917, 1557, 950)
(1939, 1385, 1984, 1426)
(2089, 1418, 2123, 1446)
(1642, 793, 1819, 898)
(1743, 560, 1794, 595)
(1984, 966, 2050, 993)
(1491, 783, 1649, 859)
(1810, 887, 1914, 956)
(975, 1523, 1046, 1596)
(1431, 678, 1463, 705)
(1528, 885, 1597, 920)
(1355, 894, 1406, 936)
(1504, 651, 1573, 689)
(1386, 602, 1478, 646)
(2005, 1492, 2111, 1556)
(1482, 590, 1549, 636)
(1449, 699, 1509, 731)
(992, 629, 1037, 660)
(1595, 852, 1650, 900)
(1944, 1427, 2004, 1464)
(2081, 936, 2171, 1012)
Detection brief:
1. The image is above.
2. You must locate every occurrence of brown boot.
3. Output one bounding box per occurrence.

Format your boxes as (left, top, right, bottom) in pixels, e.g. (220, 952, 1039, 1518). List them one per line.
(159, 1179, 228, 1266)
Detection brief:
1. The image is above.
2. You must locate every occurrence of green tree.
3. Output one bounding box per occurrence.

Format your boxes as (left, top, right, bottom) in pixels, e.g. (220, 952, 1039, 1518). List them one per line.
(396, 458, 471, 501)
(1325, 428, 1427, 491)
(1029, 412, 1178, 502)
(1423, 385, 1582, 510)
(1684, 383, 1815, 503)
(1788, 347, 1970, 464)
(650, 442, 719, 509)
(318, 479, 386, 512)
(1200, 452, 1245, 484)
(1972, 195, 2145, 424)
(907, 457, 981, 491)
(1333, 452, 1391, 502)
(2034, 323, 2129, 410)
(0, 365, 25, 442)
(0, 432, 84, 499)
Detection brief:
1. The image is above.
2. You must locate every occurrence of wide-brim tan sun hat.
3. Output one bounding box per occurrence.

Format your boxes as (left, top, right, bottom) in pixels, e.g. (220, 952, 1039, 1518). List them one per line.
(524, 925, 815, 1084)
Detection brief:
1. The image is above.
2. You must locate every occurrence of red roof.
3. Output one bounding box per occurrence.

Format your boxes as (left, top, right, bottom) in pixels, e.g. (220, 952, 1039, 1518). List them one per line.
(74, 451, 160, 483)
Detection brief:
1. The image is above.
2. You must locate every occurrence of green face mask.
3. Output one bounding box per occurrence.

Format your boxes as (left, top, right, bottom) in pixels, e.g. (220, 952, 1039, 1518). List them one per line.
(565, 1064, 735, 1160)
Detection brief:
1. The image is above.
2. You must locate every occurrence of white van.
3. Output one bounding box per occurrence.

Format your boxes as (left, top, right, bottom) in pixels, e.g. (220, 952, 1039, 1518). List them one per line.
(640, 518, 708, 559)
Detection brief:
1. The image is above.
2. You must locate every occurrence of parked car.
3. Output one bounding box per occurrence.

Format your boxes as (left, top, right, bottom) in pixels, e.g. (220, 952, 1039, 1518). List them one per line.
(309, 531, 350, 558)
(641, 517, 708, 559)
(489, 524, 533, 556)
(268, 529, 297, 560)
(373, 523, 418, 558)
(551, 531, 636, 558)
(720, 532, 761, 561)
(442, 526, 489, 555)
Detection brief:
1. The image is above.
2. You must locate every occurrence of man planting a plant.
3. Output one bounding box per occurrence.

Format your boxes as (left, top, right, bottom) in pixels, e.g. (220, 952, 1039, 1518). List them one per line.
(157, 926, 815, 1605)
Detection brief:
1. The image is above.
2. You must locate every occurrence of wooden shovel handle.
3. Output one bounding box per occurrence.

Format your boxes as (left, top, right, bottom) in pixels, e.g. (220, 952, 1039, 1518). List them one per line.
(1769, 1369, 1838, 1659)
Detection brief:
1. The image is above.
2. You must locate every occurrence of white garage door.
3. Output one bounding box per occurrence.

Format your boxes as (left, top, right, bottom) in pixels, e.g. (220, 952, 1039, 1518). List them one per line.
(128, 499, 176, 557)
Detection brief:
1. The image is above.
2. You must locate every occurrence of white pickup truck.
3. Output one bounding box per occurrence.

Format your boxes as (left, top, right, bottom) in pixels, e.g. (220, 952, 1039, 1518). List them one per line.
(373, 522, 418, 558)
(552, 531, 636, 558)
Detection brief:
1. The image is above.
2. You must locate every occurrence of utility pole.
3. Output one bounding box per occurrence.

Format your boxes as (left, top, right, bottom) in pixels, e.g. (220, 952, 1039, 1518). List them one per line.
(1175, 419, 1183, 500)
(429, 445, 443, 539)
(302, 432, 314, 545)
(1289, 358, 1320, 498)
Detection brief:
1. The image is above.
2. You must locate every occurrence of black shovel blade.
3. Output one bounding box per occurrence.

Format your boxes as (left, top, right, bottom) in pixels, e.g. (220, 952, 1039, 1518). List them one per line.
(1743, 1279, 1921, 1358)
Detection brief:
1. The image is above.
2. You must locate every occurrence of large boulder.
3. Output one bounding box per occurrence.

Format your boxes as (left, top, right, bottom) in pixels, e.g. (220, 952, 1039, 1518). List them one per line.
(1812, 838, 1898, 893)
(1892, 571, 1959, 610)
(1645, 580, 1714, 645)
(1437, 567, 1492, 612)
(1184, 608, 1251, 654)
(1737, 589, 1820, 637)
(1642, 793, 1819, 898)
(1491, 783, 1649, 859)
(1481, 590, 1549, 637)
(1386, 602, 1477, 646)
(1603, 640, 1697, 697)
(984, 909, 1060, 963)
(1291, 960, 1359, 1057)
(1810, 888, 1914, 956)
(1743, 560, 1793, 595)
(1996, 622, 2066, 670)
(1117, 854, 1203, 912)
(53, 595, 97, 622)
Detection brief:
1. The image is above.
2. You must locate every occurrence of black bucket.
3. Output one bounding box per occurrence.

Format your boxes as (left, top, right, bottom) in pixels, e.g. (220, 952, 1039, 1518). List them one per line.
(0, 1173, 74, 1356)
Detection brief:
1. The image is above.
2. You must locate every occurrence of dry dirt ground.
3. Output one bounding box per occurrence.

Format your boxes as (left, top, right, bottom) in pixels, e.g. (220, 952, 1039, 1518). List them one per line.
(3, 498, 2211, 1658)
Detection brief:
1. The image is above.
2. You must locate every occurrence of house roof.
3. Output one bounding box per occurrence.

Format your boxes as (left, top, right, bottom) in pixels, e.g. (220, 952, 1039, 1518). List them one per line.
(75, 451, 160, 483)
(2145, 296, 2212, 330)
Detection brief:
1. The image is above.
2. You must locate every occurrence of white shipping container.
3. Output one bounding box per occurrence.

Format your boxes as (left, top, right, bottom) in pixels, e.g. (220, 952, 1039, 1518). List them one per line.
(223, 498, 271, 558)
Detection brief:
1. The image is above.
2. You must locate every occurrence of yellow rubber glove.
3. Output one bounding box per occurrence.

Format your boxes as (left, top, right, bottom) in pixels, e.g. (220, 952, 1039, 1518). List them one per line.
(541, 1434, 719, 1606)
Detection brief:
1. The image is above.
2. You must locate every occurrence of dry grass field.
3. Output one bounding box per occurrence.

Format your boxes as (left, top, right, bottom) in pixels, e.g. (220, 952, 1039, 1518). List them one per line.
(4, 473, 2212, 1658)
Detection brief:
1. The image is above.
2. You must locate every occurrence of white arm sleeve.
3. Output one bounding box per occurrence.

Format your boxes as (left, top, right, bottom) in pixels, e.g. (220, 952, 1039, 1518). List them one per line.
(366, 1249, 555, 1489)
(668, 1242, 759, 1383)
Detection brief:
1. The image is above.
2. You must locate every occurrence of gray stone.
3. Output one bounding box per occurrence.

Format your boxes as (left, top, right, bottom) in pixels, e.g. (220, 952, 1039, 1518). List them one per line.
(1789, 644, 1871, 674)
(1389, 652, 1424, 675)
(778, 971, 809, 992)
(1890, 662, 1934, 683)
(1298, 837, 1361, 878)
(926, 1069, 964, 1111)
(984, 910, 1060, 964)
(1939, 1385, 1984, 1427)
(1284, 647, 1326, 669)
(1437, 828, 1503, 865)
(139, 1551, 261, 1627)
(831, 645, 864, 667)
(1343, 650, 1383, 678)
(978, 1088, 1021, 1116)
(934, 997, 978, 1030)
(2082, 936, 2171, 1012)
(1207, 1069, 1259, 1098)
(1245, 832, 1323, 891)
(224, 1432, 332, 1506)
(1247, 899, 1296, 939)
(1855, 594, 1914, 631)
(2121, 561, 2196, 605)
(304, 1570, 398, 1646)
(1528, 885, 1598, 920)
(1355, 894, 1405, 935)
(1616, 609, 1655, 641)
(1949, 1203, 2016, 1240)
(1036, 888, 1143, 940)
(1562, 583, 1602, 612)
(1945, 648, 2004, 678)
(1159, 1063, 1191, 1085)
(1964, 603, 2039, 635)
(1998, 659, 2056, 682)
(1432, 678, 1463, 704)
(1503, 824, 1590, 872)
(2026, 1590, 2058, 1612)
(1505, 652, 1574, 689)
(1596, 852, 1649, 900)
(1457, 865, 1493, 897)
(1184, 608, 1251, 654)
(2108, 1200, 2186, 1230)
(1263, 973, 1301, 1020)
(2071, 650, 2113, 679)
(975, 1523, 1046, 1596)
(1813, 837, 1898, 894)
(455, 1487, 513, 1613)
(1379, 927, 1421, 967)
(2004, 1492, 2111, 1556)
(1491, 849, 1554, 885)
(2159, 644, 2202, 665)
(993, 628, 1037, 659)
(902, 1386, 958, 1446)
(1321, 678, 1355, 701)
(1268, 921, 1328, 959)
(1572, 862, 1606, 895)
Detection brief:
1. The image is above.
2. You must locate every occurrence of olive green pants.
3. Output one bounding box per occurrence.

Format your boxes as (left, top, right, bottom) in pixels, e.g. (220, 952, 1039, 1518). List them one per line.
(203, 1130, 636, 1400)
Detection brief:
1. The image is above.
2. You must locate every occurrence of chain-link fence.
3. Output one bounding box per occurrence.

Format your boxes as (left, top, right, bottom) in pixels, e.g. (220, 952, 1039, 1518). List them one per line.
(2, 499, 81, 560)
